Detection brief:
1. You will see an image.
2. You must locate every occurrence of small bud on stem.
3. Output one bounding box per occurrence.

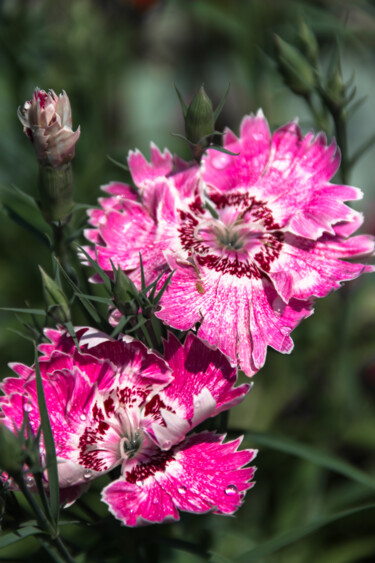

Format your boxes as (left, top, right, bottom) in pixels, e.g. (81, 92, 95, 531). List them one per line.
(18, 88, 80, 224)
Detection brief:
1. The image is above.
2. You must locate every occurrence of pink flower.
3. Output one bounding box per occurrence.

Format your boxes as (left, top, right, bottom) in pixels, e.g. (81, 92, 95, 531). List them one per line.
(18, 88, 80, 168)
(85, 143, 199, 288)
(0, 327, 255, 525)
(86, 113, 374, 376)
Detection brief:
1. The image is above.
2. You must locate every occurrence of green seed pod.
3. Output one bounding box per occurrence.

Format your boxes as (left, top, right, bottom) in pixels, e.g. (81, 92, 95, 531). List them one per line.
(185, 85, 215, 145)
(275, 35, 316, 96)
(39, 266, 71, 324)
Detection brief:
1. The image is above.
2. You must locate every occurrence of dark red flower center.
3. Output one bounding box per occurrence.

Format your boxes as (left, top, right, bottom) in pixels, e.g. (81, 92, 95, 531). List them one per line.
(178, 192, 283, 279)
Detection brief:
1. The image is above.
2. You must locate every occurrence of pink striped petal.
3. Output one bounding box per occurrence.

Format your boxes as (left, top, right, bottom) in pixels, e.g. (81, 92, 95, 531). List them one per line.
(102, 432, 256, 526)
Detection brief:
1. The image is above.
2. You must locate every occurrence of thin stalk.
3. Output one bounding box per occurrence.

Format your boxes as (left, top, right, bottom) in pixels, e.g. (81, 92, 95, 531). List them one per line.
(33, 471, 54, 525)
(332, 108, 349, 184)
(15, 475, 75, 563)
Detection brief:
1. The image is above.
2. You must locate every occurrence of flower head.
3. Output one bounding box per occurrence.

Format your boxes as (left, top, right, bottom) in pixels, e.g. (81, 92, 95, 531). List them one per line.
(0, 327, 255, 525)
(84, 143, 200, 288)
(86, 112, 374, 376)
(18, 88, 80, 168)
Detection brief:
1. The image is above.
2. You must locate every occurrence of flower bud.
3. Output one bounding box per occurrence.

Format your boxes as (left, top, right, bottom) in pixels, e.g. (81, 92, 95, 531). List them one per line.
(324, 57, 347, 112)
(298, 20, 319, 66)
(39, 267, 71, 324)
(185, 85, 215, 146)
(18, 88, 80, 168)
(0, 425, 25, 477)
(275, 35, 315, 96)
(113, 267, 139, 317)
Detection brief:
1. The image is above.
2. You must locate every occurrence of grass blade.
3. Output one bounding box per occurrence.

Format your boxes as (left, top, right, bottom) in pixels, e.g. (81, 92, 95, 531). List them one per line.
(234, 503, 375, 562)
(240, 430, 375, 491)
(34, 347, 60, 526)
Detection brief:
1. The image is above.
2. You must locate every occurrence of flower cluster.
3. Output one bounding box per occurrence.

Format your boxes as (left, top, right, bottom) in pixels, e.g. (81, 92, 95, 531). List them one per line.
(2, 99, 374, 532)
(86, 111, 374, 376)
(0, 327, 255, 526)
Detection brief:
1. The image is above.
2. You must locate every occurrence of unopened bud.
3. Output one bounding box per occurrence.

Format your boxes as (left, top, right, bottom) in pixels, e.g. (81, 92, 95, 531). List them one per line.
(0, 425, 24, 477)
(325, 58, 346, 112)
(39, 267, 71, 324)
(113, 267, 139, 317)
(298, 20, 319, 66)
(275, 35, 315, 96)
(18, 88, 80, 168)
(18, 88, 79, 223)
(185, 85, 215, 145)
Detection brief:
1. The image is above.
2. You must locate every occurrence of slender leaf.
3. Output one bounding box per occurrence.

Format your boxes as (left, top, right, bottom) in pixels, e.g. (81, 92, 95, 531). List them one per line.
(234, 503, 375, 562)
(2, 204, 51, 248)
(154, 271, 174, 306)
(139, 319, 154, 348)
(0, 526, 43, 548)
(75, 293, 113, 305)
(241, 430, 375, 491)
(213, 83, 230, 121)
(77, 246, 112, 293)
(110, 315, 129, 338)
(55, 258, 102, 324)
(64, 322, 80, 351)
(0, 307, 46, 316)
(207, 145, 239, 156)
(34, 348, 60, 526)
(174, 83, 188, 117)
(106, 154, 130, 172)
(139, 253, 146, 292)
(7, 328, 39, 343)
(38, 536, 66, 563)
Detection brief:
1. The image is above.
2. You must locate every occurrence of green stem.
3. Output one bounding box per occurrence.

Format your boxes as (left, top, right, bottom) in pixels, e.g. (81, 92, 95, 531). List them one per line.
(33, 471, 54, 526)
(16, 474, 55, 536)
(332, 108, 349, 184)
(15, 475, 75, 563)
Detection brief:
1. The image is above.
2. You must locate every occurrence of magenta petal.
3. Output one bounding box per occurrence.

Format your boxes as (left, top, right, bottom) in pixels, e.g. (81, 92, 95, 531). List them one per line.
(128, 143, 173, 188)
(102, 477, 179, 527)
(202, 111, 271, 192)
(161, 332, 250, 421)
(102, 432, 256, 526)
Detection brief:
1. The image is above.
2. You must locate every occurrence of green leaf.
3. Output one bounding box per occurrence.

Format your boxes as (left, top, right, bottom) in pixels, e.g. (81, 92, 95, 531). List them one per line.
(0, 526, 43, 548)
(75, 293, 113, 305)
(139, 253, 146, 292)
(63, 322, 81, 351)
(55, 258, 102, 324)
(110, 315, 129, 338)
(2, 204, 51, 248)
(154, 271, 174, 306)
(234, 503, 375, 562)
(34, 348, 60, 526)
(207, 145, 239, 156)
(106, 155, 130, 173)
(213, 83, 230, 121)
(77, 246, 112, 293)
(0, 307, 46, 316)
(174, 84, 188, 118)
(241, 430, 375, 491)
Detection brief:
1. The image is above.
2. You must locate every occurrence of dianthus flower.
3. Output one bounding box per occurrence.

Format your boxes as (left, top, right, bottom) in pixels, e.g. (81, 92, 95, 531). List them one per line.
(0, 327, 255, 526)
(18, 88, 80, 168)
(86, 112, 374, 376)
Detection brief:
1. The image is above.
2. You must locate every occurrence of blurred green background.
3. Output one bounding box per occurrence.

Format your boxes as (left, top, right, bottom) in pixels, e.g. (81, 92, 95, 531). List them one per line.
(1, 0, 375, 561)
